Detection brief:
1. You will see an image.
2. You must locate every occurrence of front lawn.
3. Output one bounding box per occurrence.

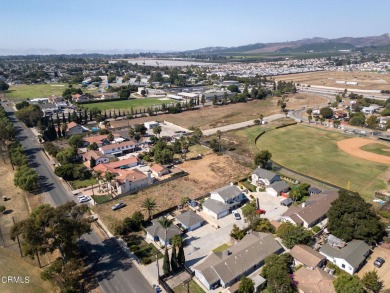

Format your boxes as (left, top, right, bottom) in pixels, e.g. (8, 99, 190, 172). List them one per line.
(173, 280, 205, 293)
(93, 194, 112, 204)
(239, 180, 257, 192)
(70, 178, 97, 189)
(124, 234, 163, 265)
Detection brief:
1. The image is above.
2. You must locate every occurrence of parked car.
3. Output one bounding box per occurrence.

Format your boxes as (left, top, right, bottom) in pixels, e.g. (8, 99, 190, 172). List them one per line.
(112, 202, 126, 211)
(256, 209, 266, 215)
(374, 257, 385, 268)
(233, 212, 241, 220)
(78, 196, 91, 203)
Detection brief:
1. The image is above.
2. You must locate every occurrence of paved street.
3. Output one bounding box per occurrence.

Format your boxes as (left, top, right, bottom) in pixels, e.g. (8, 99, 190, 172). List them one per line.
(2, 101, 153, 293)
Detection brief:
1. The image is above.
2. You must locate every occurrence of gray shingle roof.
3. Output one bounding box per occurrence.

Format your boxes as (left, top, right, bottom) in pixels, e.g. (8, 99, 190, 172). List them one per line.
(268, 181, 290, 193)
(202, 199, 230, 214)
(145, 219, 182, 243)
(211, 185, 242, 201)
(320, 240, 370, 269)
(194, 232, 283, 285)
(252, 167, 278, 180)
(175, 211, 203, 228)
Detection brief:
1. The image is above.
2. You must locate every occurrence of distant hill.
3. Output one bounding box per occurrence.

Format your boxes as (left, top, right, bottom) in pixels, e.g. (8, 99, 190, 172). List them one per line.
(185, 33, 390, 54)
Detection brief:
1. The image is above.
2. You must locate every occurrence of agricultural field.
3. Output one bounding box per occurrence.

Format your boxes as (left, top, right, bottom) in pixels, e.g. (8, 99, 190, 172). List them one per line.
(5, 83, 97, 101)
(111, 93, 326, 130)
(254, 125, 390, 199)
(83, 98, 173, 111)
(275, 71, 390, 91)
(94, 153, 251, 232)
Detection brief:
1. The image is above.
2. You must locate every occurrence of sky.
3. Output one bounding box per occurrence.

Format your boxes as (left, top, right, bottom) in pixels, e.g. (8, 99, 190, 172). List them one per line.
(2, 0, 390, 52)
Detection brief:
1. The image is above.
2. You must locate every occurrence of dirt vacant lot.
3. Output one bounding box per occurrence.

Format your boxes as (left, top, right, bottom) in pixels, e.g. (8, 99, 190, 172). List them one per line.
(275, 71, 390, 91)
(110, 93, 326, 130)
(94, 153, 251, 231)
(337, 137, 390, 164)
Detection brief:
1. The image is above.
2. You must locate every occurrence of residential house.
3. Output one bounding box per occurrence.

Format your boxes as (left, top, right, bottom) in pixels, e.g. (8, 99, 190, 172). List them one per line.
(327, 234, 346, 248)
(83, 133, 121, 147)
(48, 95, 63, 104)
(82, 150, 110, 167)
(280, 191, 339, 228)
(150, 163, 170, 178)
(251, 167, 280, 186)
(194, 232, 284, 290)
(66, 122, 89, 137)
(99, 140, 137, 155)
(308, 187, 322, 195)
(294, 267, 335, 293)
(266, 181, 290, 197)
(290, 244, 326, 270)
(94, 92, 119, 100)
(145, 218, 182, 246)
(175, 210, 204, 231)
(115, 169, 153, 194)
(362, 105, 381, 114)
(71, 94, 89, 103)
(39, 103, 59, 115)
(144, 121, 159, 129)
(202, 199, 231, 219)
(210, 184, 246, 207)
(319, 240, 371, 274)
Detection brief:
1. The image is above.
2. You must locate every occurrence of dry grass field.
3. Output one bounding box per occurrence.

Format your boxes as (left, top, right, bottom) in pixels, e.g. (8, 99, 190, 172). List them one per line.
(94, 153, 251, 232)
(110, 93, 326, 130)
(275, 71, 390, 91)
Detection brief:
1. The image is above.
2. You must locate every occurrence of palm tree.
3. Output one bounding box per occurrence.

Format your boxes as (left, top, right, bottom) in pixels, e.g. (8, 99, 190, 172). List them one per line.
(105, 172, 115, 195)
(216, 130, 222, 153)
(158, 216, 174, 246)
(142, 197, 158, 220)
(94, 170, 102, 193)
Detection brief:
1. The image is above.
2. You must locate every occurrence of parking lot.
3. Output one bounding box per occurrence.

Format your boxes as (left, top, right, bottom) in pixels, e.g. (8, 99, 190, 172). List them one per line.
(250, 192, 289, 221)
(358, 245, 390, 290)
(183, 208, 246, 268)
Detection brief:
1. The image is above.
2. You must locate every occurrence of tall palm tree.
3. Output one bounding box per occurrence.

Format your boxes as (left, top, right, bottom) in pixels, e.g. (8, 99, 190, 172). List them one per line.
(216, 130, 222, 153)
(142, 197, 158, 220)
(93, 170, 102, 193)
(105, 172, 115, 195)
(158, 216, 174, 246)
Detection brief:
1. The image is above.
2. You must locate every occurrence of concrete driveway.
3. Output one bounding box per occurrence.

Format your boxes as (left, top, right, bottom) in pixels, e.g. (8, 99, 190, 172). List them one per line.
(183, 210, 246, 268)
(358, 246, 390, 290)
(250, 192, 289, 221)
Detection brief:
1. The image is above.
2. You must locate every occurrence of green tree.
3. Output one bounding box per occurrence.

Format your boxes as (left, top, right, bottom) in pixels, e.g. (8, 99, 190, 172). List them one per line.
(366, 115, 378, 129)
(242, 201, 260, 228)
(254, 218, 276, 233)
(67, 134, 84, 148)
(238, 277, 255, 293)
(14, 165, 39, 191)
(289, 183, 310, 202)
(163, 248, 171, 275)
(254, 150, 272, 168)
(142, 197, 158, 220)
(276, 222, 313, 249)
(88, 142, 98, 150)
(216, 130, 222, 153)
(327, 190, 384, 244)
(261, 254, 295, 293)
(90, 157, 96, 168)
(177, 243, 185, 266)
(361, 270, 382, 293)
(158, 216, 174, 246)
(333, 274, 365, 293)
(171, 245, 178, 271)
(56, 147, 77, 165)
(11, 202, 91, 265)
(107, 132, 114, 142)
(230, 224, 246, 240)
(0, 80, 10, 91)
(349, 113, 366, 126)
(153, 125, 162, 138)
(320, 107, 334, 119)
(209, 138, 220, 153)
(201, 95, 206, 106)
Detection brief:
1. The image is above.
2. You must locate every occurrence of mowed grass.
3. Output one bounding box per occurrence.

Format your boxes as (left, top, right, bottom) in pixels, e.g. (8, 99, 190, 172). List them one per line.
(83, 98, 173, 111)
(254, 125, 389, 199)
(173, 280, 205, 293)
(5, 83, 97, 101)
(361, 143, 390, 158)
(0, 248, 55, 293)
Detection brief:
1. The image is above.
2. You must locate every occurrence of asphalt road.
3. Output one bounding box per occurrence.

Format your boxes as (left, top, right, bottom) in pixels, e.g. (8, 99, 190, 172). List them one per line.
(2, 101, 153, 293)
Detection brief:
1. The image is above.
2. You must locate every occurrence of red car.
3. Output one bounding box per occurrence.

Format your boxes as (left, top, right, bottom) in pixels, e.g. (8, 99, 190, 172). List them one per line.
(256, 209, 266, 215)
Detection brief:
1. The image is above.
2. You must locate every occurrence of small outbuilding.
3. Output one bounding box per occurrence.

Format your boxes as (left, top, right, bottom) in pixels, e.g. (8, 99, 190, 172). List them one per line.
(175, 210, 204, 231)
